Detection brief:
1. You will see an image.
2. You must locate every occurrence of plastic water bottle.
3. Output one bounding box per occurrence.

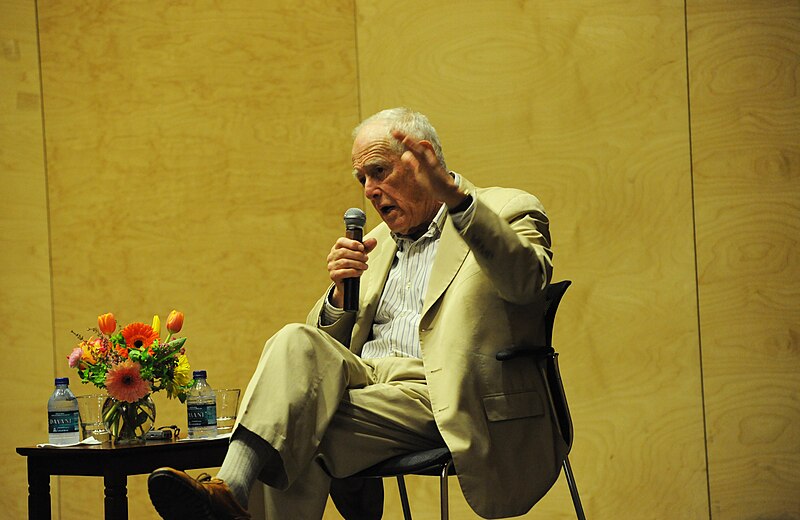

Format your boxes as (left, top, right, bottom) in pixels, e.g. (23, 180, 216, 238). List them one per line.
(187, 370, 217, 438)
(48, 377, 80, 445)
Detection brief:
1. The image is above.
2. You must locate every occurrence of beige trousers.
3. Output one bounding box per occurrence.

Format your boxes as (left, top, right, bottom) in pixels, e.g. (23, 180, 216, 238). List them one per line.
(235, 324, 444, 518)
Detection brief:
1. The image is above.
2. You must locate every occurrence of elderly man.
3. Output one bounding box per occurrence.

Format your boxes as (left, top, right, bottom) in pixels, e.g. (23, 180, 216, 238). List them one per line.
(148, 108, 564, 519)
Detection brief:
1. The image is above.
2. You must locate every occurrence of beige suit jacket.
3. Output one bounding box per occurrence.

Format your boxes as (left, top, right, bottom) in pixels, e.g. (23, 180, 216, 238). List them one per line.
(308, 178, 566, 518)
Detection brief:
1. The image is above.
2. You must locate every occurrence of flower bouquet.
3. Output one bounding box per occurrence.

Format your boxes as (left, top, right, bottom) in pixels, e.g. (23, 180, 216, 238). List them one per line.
(69, 310, 192, 443)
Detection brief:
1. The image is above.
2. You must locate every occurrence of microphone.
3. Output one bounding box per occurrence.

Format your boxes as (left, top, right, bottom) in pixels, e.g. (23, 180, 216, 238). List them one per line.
(344, 208, 367, 312)
(343, 208, 367, 312)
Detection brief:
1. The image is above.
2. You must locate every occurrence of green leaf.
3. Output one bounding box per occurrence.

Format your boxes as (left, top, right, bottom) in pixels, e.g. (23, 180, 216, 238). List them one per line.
(164, 337, 187, 350)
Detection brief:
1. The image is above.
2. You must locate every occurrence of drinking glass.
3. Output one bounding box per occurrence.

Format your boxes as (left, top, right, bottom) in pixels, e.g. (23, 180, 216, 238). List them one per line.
(215, 388, 241, 435)
(76, 394, 110, 442)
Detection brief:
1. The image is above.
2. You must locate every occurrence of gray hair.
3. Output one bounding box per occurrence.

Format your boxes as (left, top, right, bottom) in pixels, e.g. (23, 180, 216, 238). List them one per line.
(353, 107, 447, 170)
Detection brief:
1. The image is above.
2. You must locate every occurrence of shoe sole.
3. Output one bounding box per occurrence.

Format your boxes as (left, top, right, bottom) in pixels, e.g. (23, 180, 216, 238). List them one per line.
(148, 470, 217, 520)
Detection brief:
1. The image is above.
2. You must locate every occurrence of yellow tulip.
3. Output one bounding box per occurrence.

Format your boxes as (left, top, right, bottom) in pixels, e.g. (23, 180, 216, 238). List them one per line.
(152, 315, 161, 336)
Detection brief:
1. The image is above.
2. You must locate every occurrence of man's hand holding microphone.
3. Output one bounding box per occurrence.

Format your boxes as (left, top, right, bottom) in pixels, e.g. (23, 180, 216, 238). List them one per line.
(326, 208, 376, 311)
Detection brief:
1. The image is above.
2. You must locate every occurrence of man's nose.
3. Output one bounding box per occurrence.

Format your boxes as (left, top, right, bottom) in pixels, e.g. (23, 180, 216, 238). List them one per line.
(364, 178, 380, 200)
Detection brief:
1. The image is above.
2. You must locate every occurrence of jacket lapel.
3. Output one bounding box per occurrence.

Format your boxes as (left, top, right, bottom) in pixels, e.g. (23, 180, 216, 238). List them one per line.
(422, 215, 470, 318)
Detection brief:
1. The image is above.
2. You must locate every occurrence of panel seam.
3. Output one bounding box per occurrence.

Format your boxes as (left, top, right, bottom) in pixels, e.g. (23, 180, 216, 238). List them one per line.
(352, 0, 366, 214)
(683, 1, 712, 518)
(34, 0, 61, 516)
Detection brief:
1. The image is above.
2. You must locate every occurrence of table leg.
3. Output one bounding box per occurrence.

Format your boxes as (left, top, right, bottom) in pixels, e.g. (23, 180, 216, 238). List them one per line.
(103, 473, 128, 520)
(27, 459, 51, 520)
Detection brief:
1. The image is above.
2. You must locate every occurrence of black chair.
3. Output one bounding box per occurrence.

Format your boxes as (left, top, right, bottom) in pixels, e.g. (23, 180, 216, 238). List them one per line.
(352, 280, 586, 520)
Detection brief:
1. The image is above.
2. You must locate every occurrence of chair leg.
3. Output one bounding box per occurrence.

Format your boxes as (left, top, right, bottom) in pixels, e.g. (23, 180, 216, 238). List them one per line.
(563, 456, 586, 520)
(396, 476, 413, 520)
(439, 460, 453, 520)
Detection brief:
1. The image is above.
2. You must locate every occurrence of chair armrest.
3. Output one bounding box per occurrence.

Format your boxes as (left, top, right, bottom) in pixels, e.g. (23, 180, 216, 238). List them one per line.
(495, 345, 554, 361)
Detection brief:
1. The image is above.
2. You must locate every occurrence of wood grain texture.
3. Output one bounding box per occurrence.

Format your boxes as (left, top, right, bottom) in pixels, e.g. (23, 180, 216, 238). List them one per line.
(687, 1, 800, 518)
(355, 0, 706, 518)
(12, 0, 797, 518)
(36, 0, 359, 517)
(0, 0, 57, 518)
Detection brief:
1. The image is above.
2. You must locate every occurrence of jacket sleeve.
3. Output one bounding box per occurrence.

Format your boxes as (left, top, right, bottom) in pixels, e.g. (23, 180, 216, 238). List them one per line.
(456, 190, 553, 304)
(305, 286, 357, 347)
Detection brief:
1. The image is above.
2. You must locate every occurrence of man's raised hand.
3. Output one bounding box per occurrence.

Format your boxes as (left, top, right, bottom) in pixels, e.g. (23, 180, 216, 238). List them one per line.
(391, 130, 465, 208)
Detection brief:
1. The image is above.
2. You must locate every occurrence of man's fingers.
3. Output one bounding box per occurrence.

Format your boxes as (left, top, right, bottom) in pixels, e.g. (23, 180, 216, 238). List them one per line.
(333, 236, 367, 252)
(393, 130, 424, 156)
(392, 129, 409, 144)
(328, 248, 368, 266)
(327, 236, 376, 284)
(331, 237, 376, 255)
(401, 150, 420, 171)
(330, 256, 369, 271)
(394, 130, 439, 171)
(363, 237, 378, 253)
(330, 264, 368, 285)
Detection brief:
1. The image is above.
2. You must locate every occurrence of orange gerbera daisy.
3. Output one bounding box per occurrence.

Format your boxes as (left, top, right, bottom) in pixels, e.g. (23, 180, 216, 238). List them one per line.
(121, 322, 159, 350)
(105, 360, 150, 402)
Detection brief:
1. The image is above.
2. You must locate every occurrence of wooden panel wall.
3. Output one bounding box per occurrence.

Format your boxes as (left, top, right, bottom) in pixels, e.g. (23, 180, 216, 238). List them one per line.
(688, 1, 800, 518)
(354, 1, 706, 518)
(33, 0, 359, 518)
(0, 1, 55, 518)
(2, 0, 798, 519)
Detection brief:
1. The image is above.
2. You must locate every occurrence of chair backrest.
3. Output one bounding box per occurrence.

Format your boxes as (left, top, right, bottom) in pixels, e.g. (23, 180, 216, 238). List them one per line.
(543, 280, 572, 346)
(541, 280, 574, 451)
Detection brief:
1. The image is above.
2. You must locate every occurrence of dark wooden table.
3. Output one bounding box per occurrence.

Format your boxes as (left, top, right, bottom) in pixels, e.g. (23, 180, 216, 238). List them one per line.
(16, 437, 229, 520)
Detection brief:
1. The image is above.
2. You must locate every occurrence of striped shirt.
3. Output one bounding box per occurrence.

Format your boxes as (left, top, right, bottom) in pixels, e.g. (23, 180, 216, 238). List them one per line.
(361, 203, 447, 358)
(322, 177, 475, 359)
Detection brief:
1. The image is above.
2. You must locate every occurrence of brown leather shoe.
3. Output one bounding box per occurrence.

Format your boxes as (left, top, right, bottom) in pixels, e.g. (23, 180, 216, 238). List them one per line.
(148, 467, 251, 520)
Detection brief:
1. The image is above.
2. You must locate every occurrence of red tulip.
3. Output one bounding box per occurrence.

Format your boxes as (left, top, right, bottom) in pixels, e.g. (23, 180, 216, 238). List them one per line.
(98, 313, 117, 335)
(166, 310, 184, 334)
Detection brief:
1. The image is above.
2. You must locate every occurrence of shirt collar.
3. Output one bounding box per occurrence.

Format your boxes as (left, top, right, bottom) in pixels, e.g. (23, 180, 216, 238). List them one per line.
(391, 203, 447, 247)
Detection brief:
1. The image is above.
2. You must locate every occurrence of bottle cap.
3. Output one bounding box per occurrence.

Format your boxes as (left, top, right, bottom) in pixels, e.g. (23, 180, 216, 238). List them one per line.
(192, 370, 207, 379)
(55, 377, 69, 385)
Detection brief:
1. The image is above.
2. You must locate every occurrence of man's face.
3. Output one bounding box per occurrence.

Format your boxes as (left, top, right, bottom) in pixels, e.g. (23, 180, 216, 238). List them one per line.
(351, 124, 439, 236)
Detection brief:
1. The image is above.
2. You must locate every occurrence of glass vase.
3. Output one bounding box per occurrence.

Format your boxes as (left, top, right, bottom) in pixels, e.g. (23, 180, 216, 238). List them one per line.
(101, 395, 156, 444)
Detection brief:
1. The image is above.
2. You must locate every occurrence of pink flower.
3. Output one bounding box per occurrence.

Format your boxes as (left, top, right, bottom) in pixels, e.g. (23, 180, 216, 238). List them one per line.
(67, 347, 83, 368)
(105, 361, 150, 403)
